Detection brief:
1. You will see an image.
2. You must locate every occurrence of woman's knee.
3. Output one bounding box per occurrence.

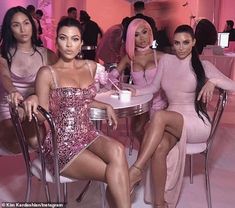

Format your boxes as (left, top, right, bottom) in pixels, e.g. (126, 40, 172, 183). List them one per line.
(151, 110, 166, 125)
(113, 141, 125, 157)
(108, 140, 126, 162)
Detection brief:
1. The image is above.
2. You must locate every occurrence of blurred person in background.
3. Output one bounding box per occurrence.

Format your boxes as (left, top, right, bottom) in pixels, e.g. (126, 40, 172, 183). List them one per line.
(67, 7, 77, 19)
(223, 20, 235, 41)
(80, 10, 102, 60)
(96, 17, 130, 68)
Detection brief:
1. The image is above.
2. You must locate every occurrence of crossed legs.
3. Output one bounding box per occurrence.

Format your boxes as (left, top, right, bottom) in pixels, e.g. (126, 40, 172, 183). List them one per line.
(61, 135, 131, 208)
(129, 110, 183, 207)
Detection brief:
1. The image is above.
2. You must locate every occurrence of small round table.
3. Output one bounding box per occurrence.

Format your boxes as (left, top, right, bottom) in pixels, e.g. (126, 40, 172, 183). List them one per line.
(90, 92, 153, 120)
(90, 91, 153, 155)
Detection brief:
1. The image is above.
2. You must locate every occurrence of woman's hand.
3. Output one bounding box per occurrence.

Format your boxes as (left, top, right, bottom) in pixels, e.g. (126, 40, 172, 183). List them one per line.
(23, 95, 39, 122)
(106, 105, 118, 130)
(7, 91, 23, 107)
(197, 80, 215, 103)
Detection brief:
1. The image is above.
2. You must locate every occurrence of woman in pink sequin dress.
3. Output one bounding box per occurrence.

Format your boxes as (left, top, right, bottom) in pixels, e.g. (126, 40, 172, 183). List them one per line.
(109, 19, 167, 143)
(26, 18, 131, 208)
(0, 6, 57, 154)
(128, 25, 235, 208)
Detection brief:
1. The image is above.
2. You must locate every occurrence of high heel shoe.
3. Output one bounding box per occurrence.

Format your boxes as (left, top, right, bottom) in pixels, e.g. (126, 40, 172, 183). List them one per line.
(130, 164, 143, 195)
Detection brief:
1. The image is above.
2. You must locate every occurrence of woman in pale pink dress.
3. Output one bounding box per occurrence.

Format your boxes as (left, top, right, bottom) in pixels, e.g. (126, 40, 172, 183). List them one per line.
(109, 18, 167, 143)
(0, 6, 57, 153)
(129, 25, 235, 208)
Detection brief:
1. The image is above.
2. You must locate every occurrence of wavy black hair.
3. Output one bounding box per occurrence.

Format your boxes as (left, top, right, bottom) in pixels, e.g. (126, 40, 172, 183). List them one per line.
(174, 24, 210, 123)
(0, 6, 42, 68)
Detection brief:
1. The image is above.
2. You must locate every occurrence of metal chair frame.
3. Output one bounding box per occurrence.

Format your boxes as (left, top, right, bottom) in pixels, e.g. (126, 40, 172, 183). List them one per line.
(9, 104, 90, 205)
(186, 88, 228, 208)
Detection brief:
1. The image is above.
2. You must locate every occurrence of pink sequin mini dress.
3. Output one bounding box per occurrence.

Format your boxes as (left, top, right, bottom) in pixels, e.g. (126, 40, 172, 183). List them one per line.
(44, 84, 99, 173)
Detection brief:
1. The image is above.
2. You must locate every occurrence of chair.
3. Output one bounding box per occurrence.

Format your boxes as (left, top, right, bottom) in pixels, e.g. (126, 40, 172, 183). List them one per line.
(9, 103, 91, 205)
(186, 88, 228, 208)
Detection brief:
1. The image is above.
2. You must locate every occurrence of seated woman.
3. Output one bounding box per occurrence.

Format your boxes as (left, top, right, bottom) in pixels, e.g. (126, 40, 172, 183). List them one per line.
(109, 18, 167, 143)
(128, 25, 235, 208)
(0, 6, 57, 154)
(24, 17, 131, 208)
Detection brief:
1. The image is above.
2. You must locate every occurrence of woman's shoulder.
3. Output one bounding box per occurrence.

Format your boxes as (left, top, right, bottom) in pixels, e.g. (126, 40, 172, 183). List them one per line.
(160, 53, 176, 62)
(37, 65, 52, 76)
(75, 59, 96, 70)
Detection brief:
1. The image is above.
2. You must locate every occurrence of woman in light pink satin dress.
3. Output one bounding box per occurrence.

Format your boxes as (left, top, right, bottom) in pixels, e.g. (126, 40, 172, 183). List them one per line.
(109, 18, 167, 143)
(0, 6, 57, 154)
(129, 25, 235, 208)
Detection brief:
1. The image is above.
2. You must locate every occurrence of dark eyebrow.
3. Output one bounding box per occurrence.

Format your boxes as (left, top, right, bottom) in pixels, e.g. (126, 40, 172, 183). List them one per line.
(11, 18, 29, 24)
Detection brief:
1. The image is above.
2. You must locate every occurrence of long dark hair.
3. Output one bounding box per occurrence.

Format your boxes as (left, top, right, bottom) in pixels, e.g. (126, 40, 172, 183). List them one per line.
(174, 24, 210, 122)
(0, 6, 41, 68)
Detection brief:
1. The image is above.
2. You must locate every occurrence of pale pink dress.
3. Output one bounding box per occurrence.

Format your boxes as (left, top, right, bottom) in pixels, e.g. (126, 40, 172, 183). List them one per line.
(0, 47, 48, 121)
(136, 54, 235, 207)
(131, 65, 167, 115)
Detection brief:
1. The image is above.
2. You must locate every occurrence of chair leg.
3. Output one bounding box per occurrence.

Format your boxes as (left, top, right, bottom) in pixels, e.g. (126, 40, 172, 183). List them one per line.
(205, 154, 212, 208)
(125, 117, 130, 137)
(99, 182, 107, 208)
(190, 154, 193, 184)
(127, 117, 134, 156)
(25, 173, 32, 202)
(76, 180, 92, 202)
(63, 183, 68, 205)
(44, 181, 51, 202)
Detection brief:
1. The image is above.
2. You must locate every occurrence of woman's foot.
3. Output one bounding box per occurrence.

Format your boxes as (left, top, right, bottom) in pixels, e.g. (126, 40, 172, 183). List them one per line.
(129, 164, 142, 194)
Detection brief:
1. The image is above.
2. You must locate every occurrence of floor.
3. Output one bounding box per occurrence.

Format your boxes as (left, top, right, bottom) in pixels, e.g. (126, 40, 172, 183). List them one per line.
(1, 94, 235, 208)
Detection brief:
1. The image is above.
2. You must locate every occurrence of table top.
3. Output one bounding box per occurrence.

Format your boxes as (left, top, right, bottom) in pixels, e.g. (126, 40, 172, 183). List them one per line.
(90, 90, 153, 120)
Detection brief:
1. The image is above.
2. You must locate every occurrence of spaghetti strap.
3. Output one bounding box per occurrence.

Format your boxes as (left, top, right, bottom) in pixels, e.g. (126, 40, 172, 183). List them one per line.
(85, 60, 94, 78)
(48, 65, 59, 88)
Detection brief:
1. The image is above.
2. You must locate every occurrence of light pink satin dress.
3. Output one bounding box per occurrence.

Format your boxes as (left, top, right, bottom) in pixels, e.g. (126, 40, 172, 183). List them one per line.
(131, 56, 167, 115)
(0, 47, 48, 121)
(131, 68, 167, 115)
(136, 54, 235, 207)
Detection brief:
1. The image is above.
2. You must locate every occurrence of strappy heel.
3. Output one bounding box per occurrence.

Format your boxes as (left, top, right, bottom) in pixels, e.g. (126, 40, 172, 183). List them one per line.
(130, 164, 143, 195)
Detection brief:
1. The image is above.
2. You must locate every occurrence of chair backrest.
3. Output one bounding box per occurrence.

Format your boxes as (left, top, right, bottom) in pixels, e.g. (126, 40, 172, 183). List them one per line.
(207, 88, 227, 149)
(9, 103, 62, 202)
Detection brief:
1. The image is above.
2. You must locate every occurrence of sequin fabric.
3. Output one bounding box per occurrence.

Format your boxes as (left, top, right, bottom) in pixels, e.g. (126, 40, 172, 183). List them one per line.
(44, 83, 99, 173)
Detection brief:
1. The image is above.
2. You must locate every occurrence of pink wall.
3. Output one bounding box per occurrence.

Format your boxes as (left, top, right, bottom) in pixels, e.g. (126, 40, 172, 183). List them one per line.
(1, 0, 235, 49)
(86, 0, 131, 32)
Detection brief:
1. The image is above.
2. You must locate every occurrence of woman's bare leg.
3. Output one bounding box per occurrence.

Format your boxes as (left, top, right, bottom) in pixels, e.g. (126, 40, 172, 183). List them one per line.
(129, 110, 183, 190)
(151, 132, 178, 207)
(131, 112, 149, 143)
(62, 136, 130, 208)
